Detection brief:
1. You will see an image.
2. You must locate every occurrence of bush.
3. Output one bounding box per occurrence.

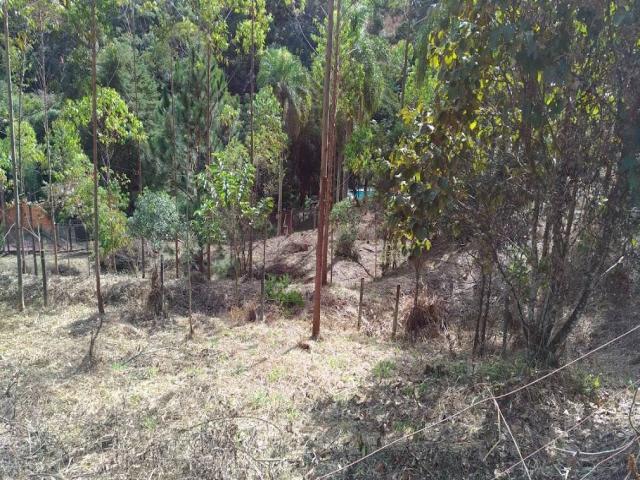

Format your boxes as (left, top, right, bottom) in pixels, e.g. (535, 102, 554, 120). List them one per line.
(279, 290, 305, 312)
(335, 229, 358, 259)
(265, 274, 304, 313)
(212, 255, 235, 278)
(331, 199, 359, 260)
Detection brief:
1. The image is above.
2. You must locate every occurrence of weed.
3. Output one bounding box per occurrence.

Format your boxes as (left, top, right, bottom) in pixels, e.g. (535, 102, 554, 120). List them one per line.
(373, 359, 396, 379)
(265, 274, 305, 313)
(111, 362, 127, 372)
(267, 367, 285, 383)
(328, 355, 347, 370)
(250, 390, 270, 409)
(573, 371, 602, 398)
(393, 420, 415, 434)
(142, 415, 158, 431)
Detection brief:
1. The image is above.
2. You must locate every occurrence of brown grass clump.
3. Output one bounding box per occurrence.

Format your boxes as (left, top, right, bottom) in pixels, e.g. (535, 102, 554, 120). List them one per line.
(228, 302, 258, 324)
(405, 296, 446, 339)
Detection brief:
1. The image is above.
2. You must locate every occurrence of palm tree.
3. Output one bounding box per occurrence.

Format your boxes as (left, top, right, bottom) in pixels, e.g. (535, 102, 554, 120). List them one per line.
(258, 47, 310, 140)
(258, 47, 310, 233)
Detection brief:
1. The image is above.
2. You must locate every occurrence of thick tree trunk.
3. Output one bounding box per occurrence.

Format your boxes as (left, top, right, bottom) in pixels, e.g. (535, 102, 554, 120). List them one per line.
(3, 3, 24, 310)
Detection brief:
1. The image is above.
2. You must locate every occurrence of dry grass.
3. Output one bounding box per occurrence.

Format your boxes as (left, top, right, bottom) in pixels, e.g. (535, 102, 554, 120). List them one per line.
(1, 231, 639, 479)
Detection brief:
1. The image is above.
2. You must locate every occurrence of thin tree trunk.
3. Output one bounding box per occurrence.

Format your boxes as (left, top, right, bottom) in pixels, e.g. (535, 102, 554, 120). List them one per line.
(473, 269, 486, 356)
(129, 0, 145, 280)
(277, 155, 284, 235)
(186, 166, 193, 337)
(91, 0, 105, 315)
(170, 61, 179, 279)
(3, 3, 24, 310)
(479, 272, 492, 357)
(399, 38, 409, 109)
(0, 183, 6, 253)
(312, 0, 335, 339)
(247, 0, 256, 280)
(413, 260, 421, 308)
(322, 0, 341, 286)
(206, 38, 212, 280)
(261, 225, 267, 321)
(38, 18, 58, 274)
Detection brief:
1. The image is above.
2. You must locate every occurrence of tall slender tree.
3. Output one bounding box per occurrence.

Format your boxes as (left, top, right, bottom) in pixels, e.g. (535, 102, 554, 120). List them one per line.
(91, 0, 105, 315)
(3, 0, 24, 311)
(312, 0, 335, 339)
(34, 0, 60, 274)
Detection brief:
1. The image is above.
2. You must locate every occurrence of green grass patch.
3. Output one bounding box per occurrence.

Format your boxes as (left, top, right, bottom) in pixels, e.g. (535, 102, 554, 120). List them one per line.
(373, 359, 396, 379)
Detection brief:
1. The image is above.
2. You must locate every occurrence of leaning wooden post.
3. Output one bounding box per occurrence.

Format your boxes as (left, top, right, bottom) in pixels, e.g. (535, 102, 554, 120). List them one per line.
(31, 229, 38, 276)
(160, 253, 165, 318)
(329, 227, 334, 285)
(87, 234, 91, 277)
(39, 227, 48, 307)
(373, 212, 378, 279)
(289, 209, 294, 235)
(392, 284, 400, 339)
(260, 225, 267, 322)
(357, 277, 364, 330)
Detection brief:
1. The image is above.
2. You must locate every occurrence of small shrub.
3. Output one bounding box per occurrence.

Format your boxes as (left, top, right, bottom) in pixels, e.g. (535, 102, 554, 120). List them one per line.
(335, 229, 359, 260)
(265, 274, 292, 301)
(265, 274, 304, 314)
(573, 371, 602, 398)
(373, 359, 396, 379)
(212, 255, 234, 278)
(405, 297, 446, 339)
(331, 199, 359, 260)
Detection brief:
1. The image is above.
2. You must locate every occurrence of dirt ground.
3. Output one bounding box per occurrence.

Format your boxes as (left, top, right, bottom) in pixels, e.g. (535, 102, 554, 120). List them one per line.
(1, 224, 639, 479)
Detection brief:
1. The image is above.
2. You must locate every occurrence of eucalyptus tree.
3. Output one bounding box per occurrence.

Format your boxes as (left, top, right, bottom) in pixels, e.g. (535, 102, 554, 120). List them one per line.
(30, 0, 63, 273)
(62, 0, 124, 316)
(2, 0, 24, 310)
(312, 0, 336, 340)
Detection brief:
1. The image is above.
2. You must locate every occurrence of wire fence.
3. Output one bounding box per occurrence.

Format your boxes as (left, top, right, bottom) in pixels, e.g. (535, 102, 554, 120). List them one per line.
(315, 322, 640, 479)
(2, 221, 89, 254)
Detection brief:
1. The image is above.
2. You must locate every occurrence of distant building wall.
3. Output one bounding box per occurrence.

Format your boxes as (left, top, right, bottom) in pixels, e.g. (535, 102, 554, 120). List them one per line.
(4, 201, 54, 233)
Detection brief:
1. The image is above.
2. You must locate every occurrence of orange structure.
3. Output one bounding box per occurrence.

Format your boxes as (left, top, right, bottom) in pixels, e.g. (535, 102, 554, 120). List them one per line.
(4, 200, 54, 233)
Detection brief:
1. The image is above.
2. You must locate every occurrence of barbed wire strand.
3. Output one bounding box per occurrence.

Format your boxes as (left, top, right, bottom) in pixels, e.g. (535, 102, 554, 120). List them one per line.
(488, 387, 532, 480)
(315, 321, 640, 479)
(577, 435, 639, 480)
(495, 407, 603, 477)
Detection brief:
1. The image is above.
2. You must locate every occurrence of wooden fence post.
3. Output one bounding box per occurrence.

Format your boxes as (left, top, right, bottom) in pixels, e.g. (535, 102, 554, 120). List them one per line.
(31, 230, 38, 276)
(289, 209, 294, 235)
(330, 227, 334, 285)
(41, 248, 48, 306)
(373, 212, 378, 279)
(39, 227, 47, 307)
(357, 277, 364, 330)
(68, 223, 73, 251)
(392, 284, 400, 339)
(160, 253, 165, 318)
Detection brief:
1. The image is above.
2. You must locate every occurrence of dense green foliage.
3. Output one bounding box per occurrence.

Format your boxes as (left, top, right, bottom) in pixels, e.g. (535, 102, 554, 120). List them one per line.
(1, 0, 638, 362)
